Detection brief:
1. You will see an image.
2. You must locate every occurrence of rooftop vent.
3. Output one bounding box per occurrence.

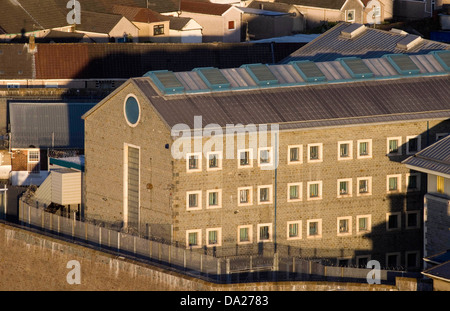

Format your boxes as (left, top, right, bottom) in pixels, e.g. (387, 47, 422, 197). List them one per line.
(241, 64, 279, 86)
(144, 70, 185, 95)
(431, 50, 450, 71)
(338, 57, 374, 79)
(340, 24, 366, 39)
(290, 61, 326, 82)
(193, 67, 230, 91)
(383, 54, 420, 75)
(396, 34, 423, 51)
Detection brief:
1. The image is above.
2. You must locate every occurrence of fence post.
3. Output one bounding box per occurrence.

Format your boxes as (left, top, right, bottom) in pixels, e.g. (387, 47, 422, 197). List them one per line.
(57, 214, 60, 234)
(158, 243, 162, 262)
(149, 240, 153, 259)
(217, 258, 221, 282)
(168, 245, 171, 265)
(72, 212, 76, 238)
(200, 254, 203, 273)
(28, 204, 30, 227)
(133, 236, 136, 255)
(183, 249, 187, 270)
(226, 258, 231, 283)
(117, 232, 121, 253)
(99, 227, 102, 247)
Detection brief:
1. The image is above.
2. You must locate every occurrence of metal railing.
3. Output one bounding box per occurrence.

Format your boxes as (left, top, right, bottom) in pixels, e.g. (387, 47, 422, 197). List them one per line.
(12, 199, 420, 284)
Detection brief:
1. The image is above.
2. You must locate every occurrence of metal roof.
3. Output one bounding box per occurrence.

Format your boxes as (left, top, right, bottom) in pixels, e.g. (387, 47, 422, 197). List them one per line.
(127, 74, 450, 132)
(402, 135, 450, 177)
(10, 102, 96, 148)
(143, 50, 450, 95)
(281, 22, 450, 63)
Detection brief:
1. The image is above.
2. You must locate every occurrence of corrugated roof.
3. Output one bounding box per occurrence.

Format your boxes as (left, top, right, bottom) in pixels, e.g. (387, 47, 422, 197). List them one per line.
(281, 22, 450, 63)
(126, 75, 450, 131)
(143, 50, 450, 95)
(28, 42, 303, 79)
(10, 102, 96, 148)
(402, 135, 450, 176)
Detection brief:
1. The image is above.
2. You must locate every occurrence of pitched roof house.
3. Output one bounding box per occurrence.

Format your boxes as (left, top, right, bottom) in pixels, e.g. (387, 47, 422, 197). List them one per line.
(74, 11, 139, 43)
(171, 0, 243, 42)
(275, 0, 392, 28)
(112, 5, 202, 43)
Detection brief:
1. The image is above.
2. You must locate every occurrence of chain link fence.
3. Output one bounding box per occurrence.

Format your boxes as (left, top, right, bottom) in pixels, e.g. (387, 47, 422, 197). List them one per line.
(11, 199, 421, 284)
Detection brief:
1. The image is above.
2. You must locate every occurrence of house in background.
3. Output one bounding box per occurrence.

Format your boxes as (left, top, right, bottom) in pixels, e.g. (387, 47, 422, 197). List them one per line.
(74, 11, 139, 43)
(166, 16, 203, 43)
(112, 5, 203, 43)
(166, 0, 243, 42)
(7, 102, 96, 186)
(272, 0, 389, 28)
(241, 1, 305, 40)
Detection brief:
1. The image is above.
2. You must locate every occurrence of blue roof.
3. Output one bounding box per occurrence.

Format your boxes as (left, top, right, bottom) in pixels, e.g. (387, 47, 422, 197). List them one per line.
(9, 102, 97, 148)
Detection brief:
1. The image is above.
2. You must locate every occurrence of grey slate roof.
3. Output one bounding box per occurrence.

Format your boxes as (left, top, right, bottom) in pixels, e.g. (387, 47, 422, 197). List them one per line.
(402, 135, 450, 177)
(125, 75, 450, 131)
(422, 261, 450, 281)
(10, 102, 97, 149)
(281, 22, 450, 63)
(76, 11, 128, 34)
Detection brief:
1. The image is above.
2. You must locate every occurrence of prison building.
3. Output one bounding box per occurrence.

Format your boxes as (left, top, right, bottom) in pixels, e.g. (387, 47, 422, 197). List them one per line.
(82, 49, 450, 268)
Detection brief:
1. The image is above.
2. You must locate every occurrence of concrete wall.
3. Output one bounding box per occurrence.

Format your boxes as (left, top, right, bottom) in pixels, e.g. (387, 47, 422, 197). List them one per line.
(0, 222, 406, 291)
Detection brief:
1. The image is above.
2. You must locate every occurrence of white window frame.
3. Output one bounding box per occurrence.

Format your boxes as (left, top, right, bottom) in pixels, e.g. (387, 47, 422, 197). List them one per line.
(206, 189, 222, 209)
(257, 223, 273, 242)
(206, 227, 222, 247)
(337, 178, 352, 198)
(258, 146, 273, 167)
(346, 9, 356, 22)
(406, 211, 420, 229)
(186, 229, 202, 249)
(307, 219, 322, 239)
(186, 190, 202, 211)
(357, 139, 372, 159)
(237, 148, 253, 169)
(406, 173, 421, 192)
(356, 214, 372, 234)
(186, 152, 202, 173)
(337, 141, 353, 160)
(237, 186, 253, 206)
(387, 174, 402, 193)
(406, 135, 421, 155)
(373, 6, 381, 17)
(27, 149, 40, 163)
(386, 212, 401, 231)
(386, 137, 402, 156)
(287, 182, 302, 202)
(257, 185, 273, 205)
(307, 181, 322, 201)
(237, 225, 253, 244)
(357, 176, 372, 196)
(287, 145, 303, 165)
(287, 220, 302, 240)
(307, 143, 323, 163)
(337, 216, 352, 236)
(206, 151, 222, 171)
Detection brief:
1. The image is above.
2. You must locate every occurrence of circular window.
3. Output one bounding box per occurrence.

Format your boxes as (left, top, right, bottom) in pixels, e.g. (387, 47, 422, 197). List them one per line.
(124, 94, 140, 127)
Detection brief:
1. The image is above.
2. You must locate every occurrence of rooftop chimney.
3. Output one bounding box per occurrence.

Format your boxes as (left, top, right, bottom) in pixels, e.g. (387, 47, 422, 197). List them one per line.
(340, 24, 366, 39)
(396, 34, 423, 51)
